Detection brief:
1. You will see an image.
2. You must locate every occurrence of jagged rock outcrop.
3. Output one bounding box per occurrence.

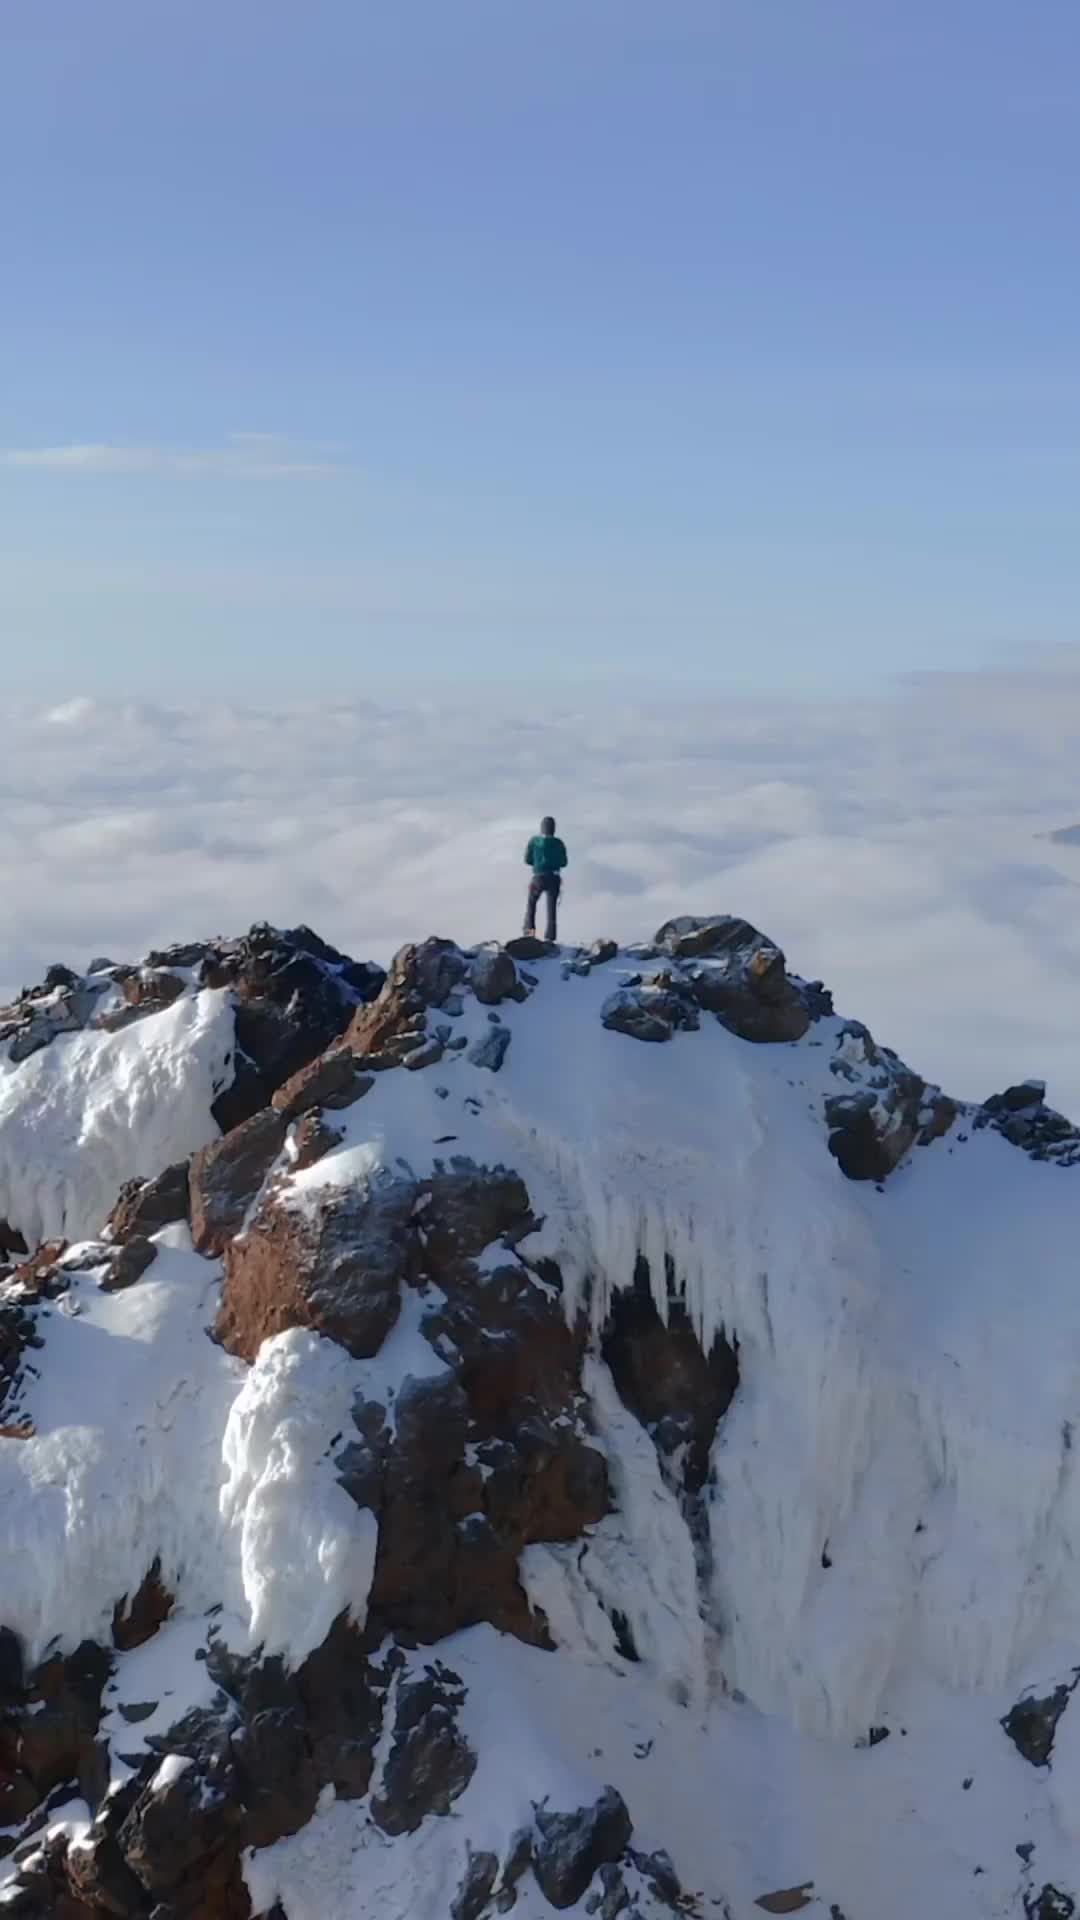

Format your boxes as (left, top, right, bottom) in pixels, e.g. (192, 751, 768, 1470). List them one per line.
(201, 924, 384, 1130)
(654, 914, 815, 1042)
(216, 1154, 609, 1648)
(190, 1110, 290, 1258)
(976, 1079, 1080, 1166)
(270, 1047, 373, 1120)
(0, 927, 384, 1115)
(0, 1639, 111, 1846)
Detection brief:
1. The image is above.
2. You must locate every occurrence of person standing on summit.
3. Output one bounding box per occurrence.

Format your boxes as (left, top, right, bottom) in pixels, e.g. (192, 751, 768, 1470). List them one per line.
(523, 816, 568, 942)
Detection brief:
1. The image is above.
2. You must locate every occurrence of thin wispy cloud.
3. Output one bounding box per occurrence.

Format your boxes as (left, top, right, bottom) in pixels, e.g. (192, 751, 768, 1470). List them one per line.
(1, 433, 345, 478)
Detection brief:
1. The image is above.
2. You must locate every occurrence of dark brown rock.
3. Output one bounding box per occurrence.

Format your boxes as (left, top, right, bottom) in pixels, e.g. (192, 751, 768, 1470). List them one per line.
(120, 970, 186, 1011)
(293, 1617, 385, 1802)
(207, 923, 384, 1130)
(343, 938, 464, 1063)
(505, 935, 556, 960)
(825, 1092, 914, 1182)
(287, 1111, 345, 1172)
(8, 1243, 70, 1299)
(189, 1111, 288, 1258)
(16, 1642, 112, 1799)
(603, 1261, 738, 1492)
(532, 1787, 632, 1909)
(0, 1296, 41, 1424)
(1002, 1678, 1079, 1768)
(118, 1755, 243, 1897)
(361, 1171, 608, 1647)
(271, 1047, 374, 1119)
(588, 939, 619, 966)
(97, 1236, 157, 1294)
(1025, 1889, 1075, 1920)
(0, 1219, 29, 1258)
(216, 1175, 410, 1362)
(371, 1664, 476, 1836)
(229, 1706, 319, 1851)
(452, 1849, 500, 1920)
(106, 1163, 190, 1245)
(112, 1562, 174, 1653)
(62, 1824, 146, 1915)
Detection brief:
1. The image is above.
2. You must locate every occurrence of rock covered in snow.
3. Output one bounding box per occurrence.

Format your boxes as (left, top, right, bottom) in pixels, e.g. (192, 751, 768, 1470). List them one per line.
(976, 1079, 1080, 1165)
(4, 911, 1080, 1919)
(654, 913, 813, 1041)
(823, 1019, 956, 1181)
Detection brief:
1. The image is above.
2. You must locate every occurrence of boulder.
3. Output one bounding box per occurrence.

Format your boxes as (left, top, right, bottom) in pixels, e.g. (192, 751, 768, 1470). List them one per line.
(118, 1754, 243, 1896)
(1001, 1679, 1078, 1768)
(505, 936, 555, 961)
(653, 916, 816, 1043)
(97, 1236, 157, 1294)
(588, 939, 619, 966)
(371, 1664, 476, 1836)
(216, 1173, 410, 1362)
(452, 1849, 500, 1920)
(403, 1037, 446, 1072)
(824, 1022, 945, 1182)
(189, 1109, 289, 1257)
(106, 1162, 190, 1245)
(469, 946, 520, 1007)
(601, 984, 699, 1044)
(532, 1787, 633, 1909)
(468, 1027, 512, 1071)
(271, 1047, 374, 1120)
(976, 1084, 1080, 1166)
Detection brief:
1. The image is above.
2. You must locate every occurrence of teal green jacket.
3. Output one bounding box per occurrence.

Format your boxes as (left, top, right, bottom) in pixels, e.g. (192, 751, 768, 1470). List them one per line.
(525, 833, 568, 874)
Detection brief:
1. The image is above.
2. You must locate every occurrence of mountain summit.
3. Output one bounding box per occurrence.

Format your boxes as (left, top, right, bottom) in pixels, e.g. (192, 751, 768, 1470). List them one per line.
(1, 917, 1079, 1920)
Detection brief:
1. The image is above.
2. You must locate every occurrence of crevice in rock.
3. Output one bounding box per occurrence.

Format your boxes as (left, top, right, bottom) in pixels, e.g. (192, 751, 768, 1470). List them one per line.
(601, 1254, 739, 1618)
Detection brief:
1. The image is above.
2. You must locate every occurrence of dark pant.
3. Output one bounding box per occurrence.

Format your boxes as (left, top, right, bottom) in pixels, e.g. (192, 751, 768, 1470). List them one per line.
(525, 871, 561, 941)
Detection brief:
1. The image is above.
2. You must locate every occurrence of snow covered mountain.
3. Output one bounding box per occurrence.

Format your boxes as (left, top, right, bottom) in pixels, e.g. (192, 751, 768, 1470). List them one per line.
(1, 914, 1079, 1920)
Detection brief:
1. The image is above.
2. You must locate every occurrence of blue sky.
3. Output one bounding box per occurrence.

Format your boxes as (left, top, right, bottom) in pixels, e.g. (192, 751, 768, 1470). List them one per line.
(2, 0, 1078, 693)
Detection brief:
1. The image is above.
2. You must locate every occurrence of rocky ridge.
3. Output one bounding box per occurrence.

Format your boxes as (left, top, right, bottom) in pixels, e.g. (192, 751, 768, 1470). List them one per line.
(1, 913, 1078, 1919)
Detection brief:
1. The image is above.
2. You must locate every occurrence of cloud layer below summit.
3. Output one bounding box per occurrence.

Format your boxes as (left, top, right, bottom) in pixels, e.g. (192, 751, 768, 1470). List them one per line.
(5, 669, 1080, 1116)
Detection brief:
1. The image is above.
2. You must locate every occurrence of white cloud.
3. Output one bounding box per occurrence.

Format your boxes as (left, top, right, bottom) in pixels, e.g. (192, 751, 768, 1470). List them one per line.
(1, 433, 344, 478)
(3, 676, 1080, 1120)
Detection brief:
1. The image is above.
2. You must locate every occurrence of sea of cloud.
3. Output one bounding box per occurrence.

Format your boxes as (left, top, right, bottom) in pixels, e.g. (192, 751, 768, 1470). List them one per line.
(5, 671, 1080, 1117)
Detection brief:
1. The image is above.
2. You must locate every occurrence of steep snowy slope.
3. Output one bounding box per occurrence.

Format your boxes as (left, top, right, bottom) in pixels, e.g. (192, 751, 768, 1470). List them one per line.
(2, 915, 1079, 1920)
